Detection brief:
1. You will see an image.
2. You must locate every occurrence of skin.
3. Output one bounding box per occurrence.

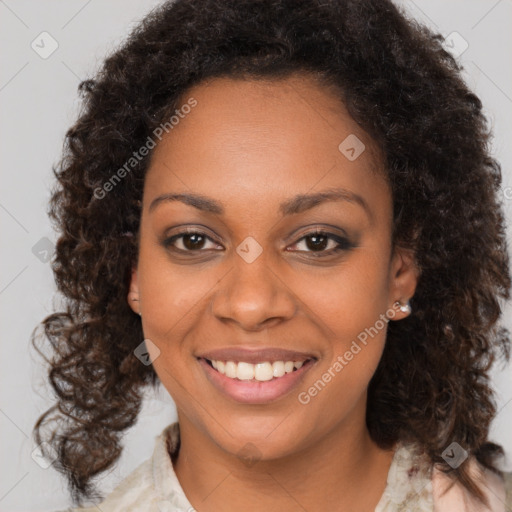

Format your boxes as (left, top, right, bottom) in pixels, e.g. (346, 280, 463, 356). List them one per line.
(128, 73, 419, 512)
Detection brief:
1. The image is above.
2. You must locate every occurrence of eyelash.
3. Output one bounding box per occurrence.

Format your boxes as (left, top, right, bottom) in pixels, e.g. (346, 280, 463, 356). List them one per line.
(162, 228, 354, 257)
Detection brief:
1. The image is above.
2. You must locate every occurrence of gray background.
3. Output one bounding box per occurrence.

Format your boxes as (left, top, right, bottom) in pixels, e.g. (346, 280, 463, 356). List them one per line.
(1, 1, 511, 510)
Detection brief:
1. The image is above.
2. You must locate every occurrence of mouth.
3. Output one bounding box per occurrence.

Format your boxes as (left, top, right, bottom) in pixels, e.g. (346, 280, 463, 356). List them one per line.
(201, 357, 313, 381)
(196, 356, 317, 404)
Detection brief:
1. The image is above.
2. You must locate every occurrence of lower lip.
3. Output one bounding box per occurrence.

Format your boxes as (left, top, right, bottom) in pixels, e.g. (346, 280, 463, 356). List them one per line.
(198, 358, 316, 404)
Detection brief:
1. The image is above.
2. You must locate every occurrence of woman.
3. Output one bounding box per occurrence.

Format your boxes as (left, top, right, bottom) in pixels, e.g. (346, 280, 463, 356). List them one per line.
(33, 0, 512, 510)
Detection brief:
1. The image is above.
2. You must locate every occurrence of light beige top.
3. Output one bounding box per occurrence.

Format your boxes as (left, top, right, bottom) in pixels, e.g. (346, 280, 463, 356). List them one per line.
(57, 422, 512, 512)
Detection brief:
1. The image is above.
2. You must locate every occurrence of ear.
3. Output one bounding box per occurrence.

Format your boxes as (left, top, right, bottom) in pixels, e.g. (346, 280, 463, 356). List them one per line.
(127, 266, 141, 315)
(388, 245, 420, 321)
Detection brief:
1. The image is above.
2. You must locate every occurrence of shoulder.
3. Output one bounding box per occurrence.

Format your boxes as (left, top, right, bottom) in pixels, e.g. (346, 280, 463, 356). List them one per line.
(504, 472, 512, 506)
(54, 422, 192, 512)
(59, 456, 156, 512)
(432, 456, 511, 512)
(375, 442, 435, 511)
(377, 442, 512, 512)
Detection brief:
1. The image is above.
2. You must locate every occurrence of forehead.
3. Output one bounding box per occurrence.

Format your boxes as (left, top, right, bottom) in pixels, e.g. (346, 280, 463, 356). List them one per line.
(144, 74, 390, 222)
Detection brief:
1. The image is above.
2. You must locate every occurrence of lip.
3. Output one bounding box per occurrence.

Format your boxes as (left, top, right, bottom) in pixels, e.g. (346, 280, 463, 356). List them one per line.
(196, 347, 318, 364)
(197, 356, 317, 404)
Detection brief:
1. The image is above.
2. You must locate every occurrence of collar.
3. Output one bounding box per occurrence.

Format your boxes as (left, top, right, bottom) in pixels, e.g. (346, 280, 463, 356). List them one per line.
(151, 422, 194, 512)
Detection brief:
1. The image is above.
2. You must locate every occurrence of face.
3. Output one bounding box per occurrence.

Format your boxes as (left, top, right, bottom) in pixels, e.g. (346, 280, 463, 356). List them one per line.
(128, 73, 418, 460)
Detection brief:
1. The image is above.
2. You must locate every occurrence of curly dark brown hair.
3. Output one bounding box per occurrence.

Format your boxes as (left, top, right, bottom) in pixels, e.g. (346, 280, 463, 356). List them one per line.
(32, 0, 511, 507)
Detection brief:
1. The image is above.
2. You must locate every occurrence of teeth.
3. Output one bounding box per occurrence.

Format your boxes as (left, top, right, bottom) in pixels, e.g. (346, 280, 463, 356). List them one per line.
(225, 361, 237, 378)
(207, 359, 308, 381)
(273, 361, 285, 377)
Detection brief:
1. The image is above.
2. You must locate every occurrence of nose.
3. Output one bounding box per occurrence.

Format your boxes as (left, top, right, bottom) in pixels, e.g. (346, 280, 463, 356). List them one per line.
(210, 250, 297, 331)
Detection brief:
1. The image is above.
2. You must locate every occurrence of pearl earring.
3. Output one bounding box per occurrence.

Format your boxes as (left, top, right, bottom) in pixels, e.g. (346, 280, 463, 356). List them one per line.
(398, 300, 412, 315)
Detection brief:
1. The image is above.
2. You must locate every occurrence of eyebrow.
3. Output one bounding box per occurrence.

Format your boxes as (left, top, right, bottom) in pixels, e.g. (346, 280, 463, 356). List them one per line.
(148, 187, 372, 220)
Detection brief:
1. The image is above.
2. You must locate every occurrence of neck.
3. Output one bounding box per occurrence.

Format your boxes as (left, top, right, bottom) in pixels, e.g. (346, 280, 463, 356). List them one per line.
(172, 409, 395, 512)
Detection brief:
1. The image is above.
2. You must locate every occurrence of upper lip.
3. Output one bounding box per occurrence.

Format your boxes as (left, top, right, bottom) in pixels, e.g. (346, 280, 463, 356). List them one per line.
(197, 347, 318, 364)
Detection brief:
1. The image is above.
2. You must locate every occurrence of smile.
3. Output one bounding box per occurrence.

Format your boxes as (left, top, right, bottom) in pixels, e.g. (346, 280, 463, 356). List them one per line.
(207, 359, 307, 381)
(197, 356, 317, 404)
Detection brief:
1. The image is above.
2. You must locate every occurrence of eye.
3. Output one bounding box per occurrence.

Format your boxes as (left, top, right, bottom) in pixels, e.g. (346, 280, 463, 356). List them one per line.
(288, 230, 354, 256)
(162, 228, 354, 257)
(162, 229, 222, 252)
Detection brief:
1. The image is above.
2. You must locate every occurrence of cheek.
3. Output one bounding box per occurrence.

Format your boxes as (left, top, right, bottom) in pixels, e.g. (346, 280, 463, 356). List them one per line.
(136, 246, 212, 414)
(137, 241, 214, 332)
(135, 243, 216, 386)
(295, 250, 391, 342)
(294, 250, 391, 400)
(296, 280, 390, 427)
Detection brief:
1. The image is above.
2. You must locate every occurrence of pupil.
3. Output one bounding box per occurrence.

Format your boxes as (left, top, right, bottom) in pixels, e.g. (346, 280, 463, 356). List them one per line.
(306, 234, 327, 251)
(184, 234, 204, 250)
